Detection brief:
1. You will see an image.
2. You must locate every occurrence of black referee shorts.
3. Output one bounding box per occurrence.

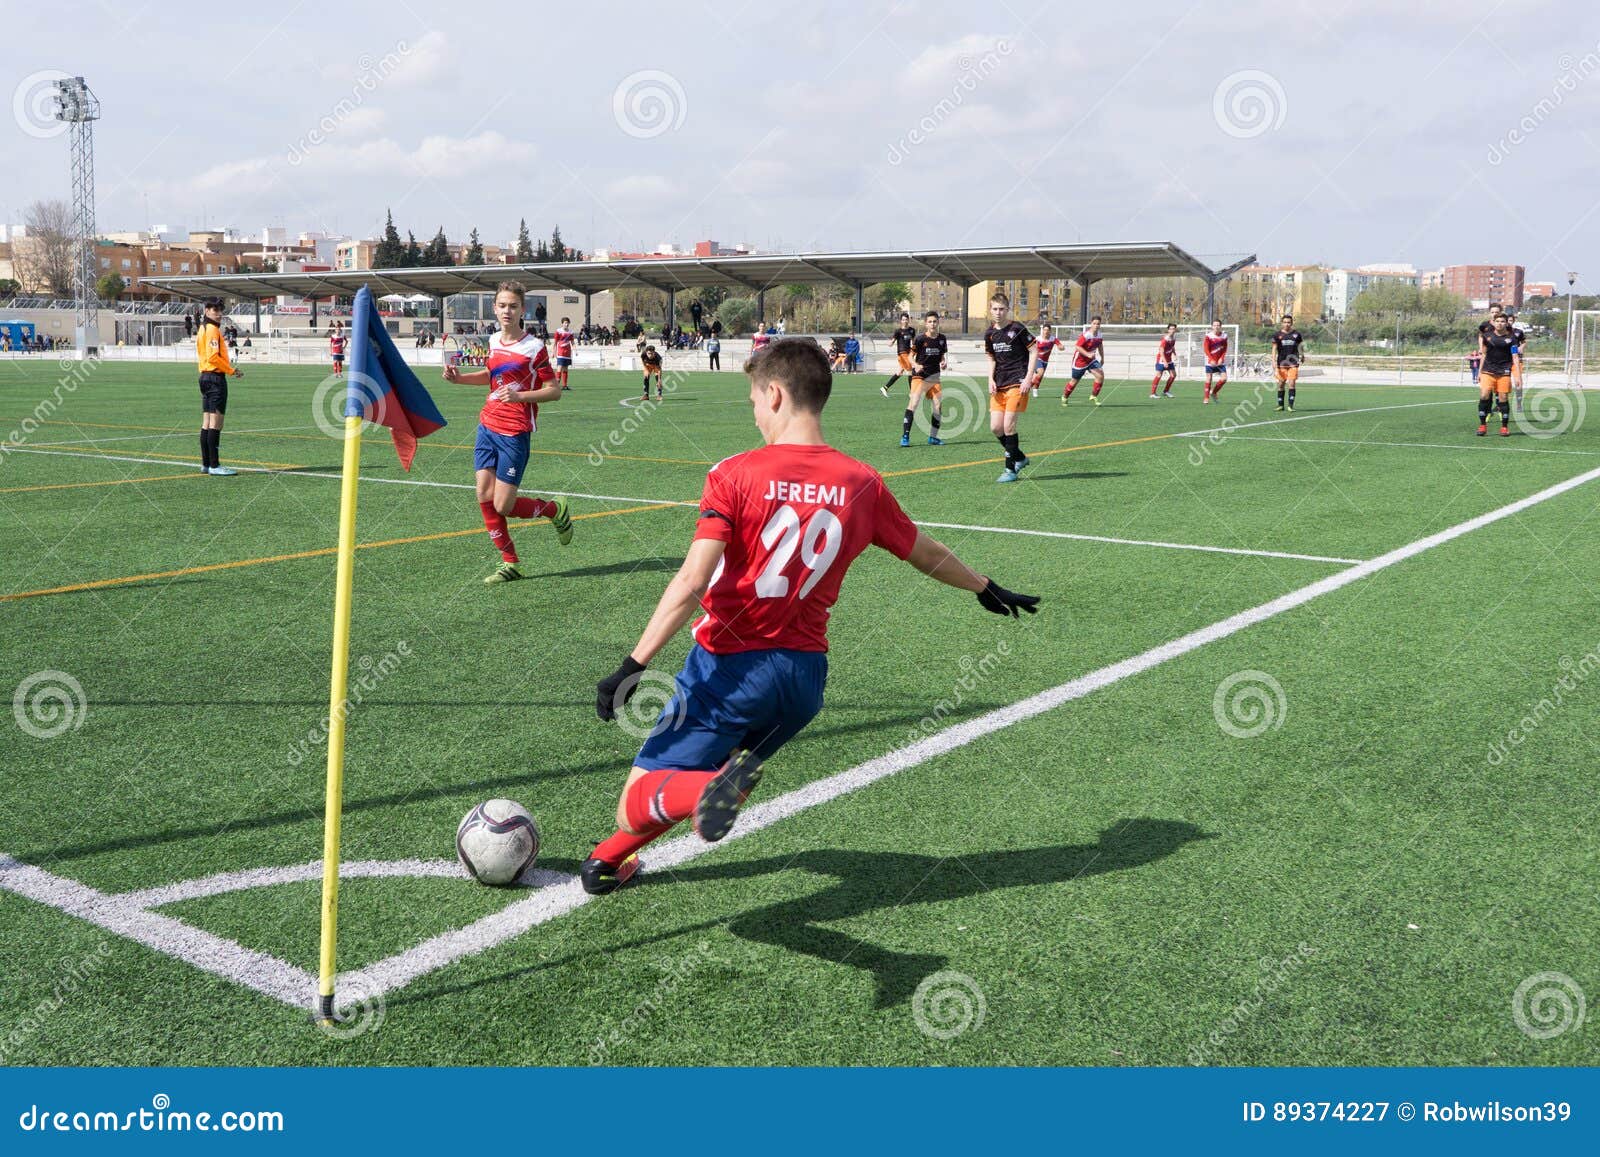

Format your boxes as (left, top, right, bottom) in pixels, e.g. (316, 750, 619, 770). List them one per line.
(199, 371, 228, 415)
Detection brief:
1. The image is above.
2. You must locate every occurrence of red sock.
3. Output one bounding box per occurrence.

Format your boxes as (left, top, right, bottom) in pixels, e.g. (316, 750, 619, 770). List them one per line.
(480, 501, 517, 563)
(592, 824, 668, 865)
(511, 496, 556, 519)
(625, 769, 716, 829)
(1151, 376, 1159, 394)
(1063, 383, 1075, 397)
(1091, 381, 1102, 396)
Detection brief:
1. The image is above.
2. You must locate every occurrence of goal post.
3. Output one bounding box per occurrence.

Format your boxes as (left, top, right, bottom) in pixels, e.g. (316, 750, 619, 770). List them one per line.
(1568, 310, 1600, 389)
(1047, 322, 1241, 380)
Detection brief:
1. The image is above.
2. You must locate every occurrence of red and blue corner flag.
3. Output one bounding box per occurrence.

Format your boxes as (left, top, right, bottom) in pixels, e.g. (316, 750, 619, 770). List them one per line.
(347, 286, 446, 470)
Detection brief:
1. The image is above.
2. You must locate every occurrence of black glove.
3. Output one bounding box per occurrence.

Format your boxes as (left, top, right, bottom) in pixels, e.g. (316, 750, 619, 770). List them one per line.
(596, 656, 648, 721)
(976, 578, 1040, 618)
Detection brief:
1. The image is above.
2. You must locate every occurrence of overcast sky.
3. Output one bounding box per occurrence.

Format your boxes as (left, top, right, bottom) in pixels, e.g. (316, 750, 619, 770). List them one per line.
(3, 0, 1598, 288)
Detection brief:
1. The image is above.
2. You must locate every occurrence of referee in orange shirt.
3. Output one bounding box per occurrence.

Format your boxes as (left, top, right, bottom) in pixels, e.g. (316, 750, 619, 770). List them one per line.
(196, 298, 243, 475)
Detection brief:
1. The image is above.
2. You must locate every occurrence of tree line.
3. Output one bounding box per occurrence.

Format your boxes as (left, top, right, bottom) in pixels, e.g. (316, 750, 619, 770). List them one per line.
(369, 210, 583, 269)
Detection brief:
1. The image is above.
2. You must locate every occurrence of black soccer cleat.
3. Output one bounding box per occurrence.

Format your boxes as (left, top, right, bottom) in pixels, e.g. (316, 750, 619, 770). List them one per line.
(580, 854, 640, 896)
(693, 749, 764, 843)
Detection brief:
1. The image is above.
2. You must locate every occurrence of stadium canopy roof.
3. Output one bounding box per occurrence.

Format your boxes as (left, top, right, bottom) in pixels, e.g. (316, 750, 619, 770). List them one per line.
(139, 242, 1255, 303)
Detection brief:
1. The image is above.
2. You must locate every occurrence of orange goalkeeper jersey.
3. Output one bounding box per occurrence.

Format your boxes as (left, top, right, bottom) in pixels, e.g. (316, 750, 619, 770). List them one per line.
(196, 321, 235, 374)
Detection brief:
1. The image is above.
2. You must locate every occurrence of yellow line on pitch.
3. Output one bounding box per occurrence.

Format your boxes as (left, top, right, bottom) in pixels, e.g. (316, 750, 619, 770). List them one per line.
(0, 503, 680, 602)
(0, 471, 206, 495)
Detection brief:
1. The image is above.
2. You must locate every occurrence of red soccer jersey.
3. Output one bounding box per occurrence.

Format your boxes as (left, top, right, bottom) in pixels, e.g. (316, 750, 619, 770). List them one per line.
(690, 443, 919, 654)
(1157, 335, 1176, 361)
(554, 328, 574, 358)
(1073, 332, 1103, 369)
(752, 332, 772, 351)
(481, 330, 555, 435)
(1203, 332, 1229, 364)
(329, 333, 346, 356)
(1034, 336, 1061, 363)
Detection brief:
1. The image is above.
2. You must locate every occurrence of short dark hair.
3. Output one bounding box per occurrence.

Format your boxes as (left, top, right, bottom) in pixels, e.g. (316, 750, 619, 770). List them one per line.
(203, 298, 223, 310)
(925, 310, 939, 320)
(1281, 314, 1293, 322)
(1090, 314, 1102, 323)
(745, 338, 832, 413)
(496, 281, 526, 302)
(900, 312, 911, 319)
(561, 316, 570, 324)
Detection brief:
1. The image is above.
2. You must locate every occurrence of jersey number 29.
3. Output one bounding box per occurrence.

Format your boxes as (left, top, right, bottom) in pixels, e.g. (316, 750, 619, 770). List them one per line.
(755, 505, 843, 599)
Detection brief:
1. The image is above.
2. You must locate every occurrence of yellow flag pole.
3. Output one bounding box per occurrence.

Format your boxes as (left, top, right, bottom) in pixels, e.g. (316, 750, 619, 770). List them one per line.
(315, 411, 364, 1024)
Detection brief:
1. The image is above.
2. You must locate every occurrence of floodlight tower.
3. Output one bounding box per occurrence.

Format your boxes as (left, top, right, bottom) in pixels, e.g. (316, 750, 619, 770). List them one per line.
(53, 76, 100, 354)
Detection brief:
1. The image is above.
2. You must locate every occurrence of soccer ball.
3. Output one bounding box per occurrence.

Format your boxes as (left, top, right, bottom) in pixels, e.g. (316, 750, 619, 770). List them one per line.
(455, 798, 540, 886)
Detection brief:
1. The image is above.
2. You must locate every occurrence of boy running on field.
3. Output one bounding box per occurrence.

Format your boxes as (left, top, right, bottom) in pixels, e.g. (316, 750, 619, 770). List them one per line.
(1150, 323, 1177, 398)
(441, 281, 574, 584)
(582, 339, 1039, 895)
(900, 310, 947, 447)
(882, 311, 917, 397)
(984, 291, 1038, 483)
(1030, 324, 1061, 397)
(552, 317, 575, 390)
(1062, 316, 1106, 406)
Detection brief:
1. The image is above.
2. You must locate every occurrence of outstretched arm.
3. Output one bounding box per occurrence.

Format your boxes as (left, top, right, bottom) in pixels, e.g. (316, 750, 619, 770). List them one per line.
(904, 530, 1040, 617)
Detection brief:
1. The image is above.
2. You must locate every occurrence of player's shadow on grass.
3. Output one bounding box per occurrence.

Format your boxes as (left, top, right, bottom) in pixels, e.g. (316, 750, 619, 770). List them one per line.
(524, 557, 683, 581)
(668, 818, 1211, 1008)
(397, 818, 1210, 1012)
(1025, 470, 1129, 482)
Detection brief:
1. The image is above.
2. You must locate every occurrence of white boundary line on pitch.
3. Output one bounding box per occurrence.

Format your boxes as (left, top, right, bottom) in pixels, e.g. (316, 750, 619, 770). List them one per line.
(3, 458, 1596, 1010)
(913, 521, 1361, 565)
(1176, 433, 1600, 458)
(25, 425, 322, 447)
(1170, 396, 1463, 441)
(0, 447, 698, 509)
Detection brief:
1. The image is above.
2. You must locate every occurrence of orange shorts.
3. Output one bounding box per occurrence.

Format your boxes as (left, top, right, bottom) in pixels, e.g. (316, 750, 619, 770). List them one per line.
(897, 352, 914, 372)
(990, 384, 1030, 413)
(910, 375, 941, 400)
(1481, 372, 1513, 394)
(1276, 365, 1299, 383)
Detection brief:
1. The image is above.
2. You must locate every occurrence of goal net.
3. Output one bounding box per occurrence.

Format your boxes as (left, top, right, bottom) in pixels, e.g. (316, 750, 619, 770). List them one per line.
(1043, 322, 1242, 379)
(1569, 310, 1600, 389)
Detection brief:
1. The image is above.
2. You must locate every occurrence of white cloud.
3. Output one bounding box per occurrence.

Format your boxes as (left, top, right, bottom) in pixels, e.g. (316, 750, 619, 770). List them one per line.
(389, 29, 454, 87)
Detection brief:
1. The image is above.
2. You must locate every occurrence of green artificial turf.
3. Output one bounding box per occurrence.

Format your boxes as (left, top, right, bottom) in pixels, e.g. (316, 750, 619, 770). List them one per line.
(0, 358, 1596, 1066)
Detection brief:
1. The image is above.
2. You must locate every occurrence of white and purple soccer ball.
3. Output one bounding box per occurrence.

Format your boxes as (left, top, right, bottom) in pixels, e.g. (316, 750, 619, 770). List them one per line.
(455, 798, 540, 886)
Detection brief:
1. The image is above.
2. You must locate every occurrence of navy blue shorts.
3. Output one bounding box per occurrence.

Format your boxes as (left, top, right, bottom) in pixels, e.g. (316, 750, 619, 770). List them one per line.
(555, 357, 571, 368)
(474, 424, 529, 484)
(635, 644, 827, 771)
(1070, 359, 1102, 380)
(1155, 361, 1174, 372)
(1205, 363, 1227, 376)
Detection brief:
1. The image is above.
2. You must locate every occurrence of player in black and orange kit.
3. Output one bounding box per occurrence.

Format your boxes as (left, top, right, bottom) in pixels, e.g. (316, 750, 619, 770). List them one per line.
(640, 345, 664, 400)
(1270, 315, 1306, 411)
(900, 310, 947, 447)
(1150, 323, 1178, 398)
(1477, 312, 1520, 437)
(984, 292, 1038, 483)
(881, 312, 917, 397)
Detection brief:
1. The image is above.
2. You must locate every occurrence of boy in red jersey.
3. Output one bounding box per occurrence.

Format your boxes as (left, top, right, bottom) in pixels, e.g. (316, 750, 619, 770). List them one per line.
(1201, 320, 1229, 402)
(329, 321, 346, 376)
(581, 339, 1040, 895)
(1150, 323, 1178, 398)
(1062, 316, 1106, 406)
(552, 317, 575, 390)
(1029, 324, 1061, 397)
(441, 281, 575, 584)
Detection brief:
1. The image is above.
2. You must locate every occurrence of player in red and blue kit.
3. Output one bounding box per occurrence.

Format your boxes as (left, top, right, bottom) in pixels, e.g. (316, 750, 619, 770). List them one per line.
(1202, 321, 1229, 402)
(552, 318, 575, 390)
(1062, 317, 1106, 406)
(329, 323, 346, 376)
(441, 281, 575, 584)
(581, 339, 1040, 895)
(1029, 325, 1061, 397)
(1150, 323, 1178, 398)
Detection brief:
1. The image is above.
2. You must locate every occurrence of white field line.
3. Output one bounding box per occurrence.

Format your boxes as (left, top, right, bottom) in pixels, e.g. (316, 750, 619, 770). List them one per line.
(1177, 433, 1600, 458)
(0, 447, 698, 509)
(25, 425, 321, 447)
(915, 521, 1360, 565)
(1170, 396, 1463, 441)
(339, 459, 1600, 1007)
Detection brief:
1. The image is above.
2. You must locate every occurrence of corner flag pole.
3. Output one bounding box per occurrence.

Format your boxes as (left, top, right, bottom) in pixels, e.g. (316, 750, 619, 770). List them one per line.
(315, 290, 370, 1025)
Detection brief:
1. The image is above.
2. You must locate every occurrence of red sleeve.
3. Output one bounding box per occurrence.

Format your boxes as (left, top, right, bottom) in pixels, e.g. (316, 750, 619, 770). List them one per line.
(693, 462, 738, 544)
(531, 346, 556, 385)
(870, 476, 918, 560)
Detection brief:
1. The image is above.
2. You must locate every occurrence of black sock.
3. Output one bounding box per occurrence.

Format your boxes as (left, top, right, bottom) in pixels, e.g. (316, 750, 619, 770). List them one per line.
(996, 432, 1013, 468)
(902, 410, 914, 438)
(885, 374, 900, 388)
(200, 428, 211, 469)
(930, 413, 941, 437)
(1277, 387, 1285, 406)
(209, 428, 222, 468)
(1499, 399, 1511, 426)
(1287, 388, 1296, 407)
(1479, 397, 1492, 422)
(1003, 433, 1022, 467)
